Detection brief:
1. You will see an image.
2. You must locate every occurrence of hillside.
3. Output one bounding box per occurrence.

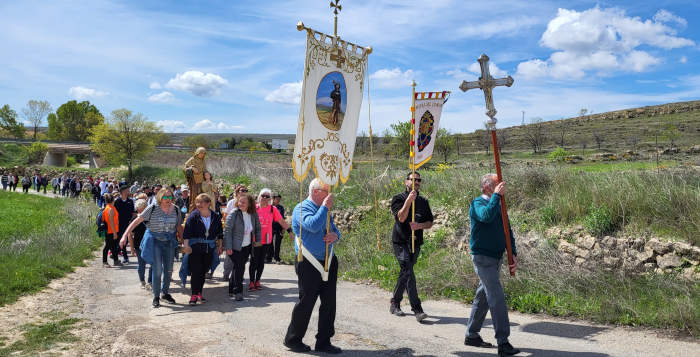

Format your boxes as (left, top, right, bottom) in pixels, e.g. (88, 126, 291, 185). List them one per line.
(456, 100, 700, 153)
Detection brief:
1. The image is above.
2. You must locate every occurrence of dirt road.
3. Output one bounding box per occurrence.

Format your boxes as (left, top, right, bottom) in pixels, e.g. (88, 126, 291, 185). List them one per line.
(1, 252, 698, 357)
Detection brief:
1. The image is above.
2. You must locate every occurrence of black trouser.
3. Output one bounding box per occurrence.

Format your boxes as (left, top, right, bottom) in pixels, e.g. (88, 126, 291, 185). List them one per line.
(119, 224, 130, 261)
(248, 244, 267, 282)
(189, 244, 213, 296)
(22, 184, 30, 193)
(268, 230, 284, 262)
(229, 245, 251, 294)
(284, 255, 338, 348)
(392, 243, 423, 312)
(102, 233, 119, 264)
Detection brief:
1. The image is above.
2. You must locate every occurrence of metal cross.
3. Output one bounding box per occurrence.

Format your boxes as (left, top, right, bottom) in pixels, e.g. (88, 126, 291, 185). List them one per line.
(330, 0, 342, 37)
(330, 47, 345, 68)
(459, 54, 514, 129)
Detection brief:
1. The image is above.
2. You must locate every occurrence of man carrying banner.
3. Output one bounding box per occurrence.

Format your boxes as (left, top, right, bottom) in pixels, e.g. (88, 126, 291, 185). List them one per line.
(389, 171, 433, 322)
(284, 178, 341, 354)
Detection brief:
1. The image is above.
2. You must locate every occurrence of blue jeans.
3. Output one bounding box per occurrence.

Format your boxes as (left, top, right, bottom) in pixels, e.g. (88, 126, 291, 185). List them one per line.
(151, 235, 176, 298)
(466, 254, 510, 345)
(134, 248, 152, 283)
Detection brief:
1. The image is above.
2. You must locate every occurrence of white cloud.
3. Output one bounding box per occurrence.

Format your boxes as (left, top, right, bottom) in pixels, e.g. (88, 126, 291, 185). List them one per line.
(165, 70, 228, 97)
(467, 62, 507, 78)
(653, 9, 687, 28)
(680, 56, 688, 64)
(456, 17, 539, 39)
(264, 81, 301, 105)
(147, 91, 175, 103)
(156, 120, 186, 132)
(149, 82, 162, 89)
(68, 86, 108, 99)
(369, 68, 416, 89)
(516, 7, 694, 79)
(192, 119, 242, 132)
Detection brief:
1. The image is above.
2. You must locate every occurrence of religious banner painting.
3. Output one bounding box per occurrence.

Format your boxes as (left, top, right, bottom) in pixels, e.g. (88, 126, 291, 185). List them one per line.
(411, 91, 449, 169)
(293, 27, 370, 186)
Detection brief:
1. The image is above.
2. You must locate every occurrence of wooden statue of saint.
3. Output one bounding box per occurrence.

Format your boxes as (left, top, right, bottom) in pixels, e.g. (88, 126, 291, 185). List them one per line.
(183, 147, 208, 213)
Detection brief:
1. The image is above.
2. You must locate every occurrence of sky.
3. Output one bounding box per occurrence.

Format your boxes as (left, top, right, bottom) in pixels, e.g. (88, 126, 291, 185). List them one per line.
(1, 0, 699, 134)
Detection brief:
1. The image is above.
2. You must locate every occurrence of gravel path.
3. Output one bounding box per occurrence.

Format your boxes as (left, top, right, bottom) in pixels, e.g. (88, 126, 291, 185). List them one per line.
(1, 252, 698, 356)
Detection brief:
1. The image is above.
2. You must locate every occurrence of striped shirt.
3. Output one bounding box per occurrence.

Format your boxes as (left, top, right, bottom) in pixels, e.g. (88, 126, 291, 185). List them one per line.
(139, 204, 183, 233)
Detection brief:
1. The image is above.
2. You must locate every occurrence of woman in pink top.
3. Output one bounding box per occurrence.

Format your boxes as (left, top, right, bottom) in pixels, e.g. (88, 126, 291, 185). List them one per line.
(249, 188, 294, 290)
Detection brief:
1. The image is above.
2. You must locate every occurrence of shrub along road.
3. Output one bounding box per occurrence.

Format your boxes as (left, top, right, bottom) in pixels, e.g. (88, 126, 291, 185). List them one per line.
(0, 253, 697, 356)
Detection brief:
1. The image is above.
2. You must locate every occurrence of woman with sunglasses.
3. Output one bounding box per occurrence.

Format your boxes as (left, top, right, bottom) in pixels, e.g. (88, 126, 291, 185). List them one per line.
(121, 188, 184, 308)
(183, 193, 223, 305)
(250, 188, 294, 291)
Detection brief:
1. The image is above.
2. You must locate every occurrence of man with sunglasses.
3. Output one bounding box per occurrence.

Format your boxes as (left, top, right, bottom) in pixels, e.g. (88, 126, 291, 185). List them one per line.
(389, 171, 433, 322)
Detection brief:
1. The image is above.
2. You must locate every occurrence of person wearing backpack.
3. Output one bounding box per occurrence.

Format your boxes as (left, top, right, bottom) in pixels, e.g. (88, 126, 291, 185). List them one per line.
(101, 193, 121, 267)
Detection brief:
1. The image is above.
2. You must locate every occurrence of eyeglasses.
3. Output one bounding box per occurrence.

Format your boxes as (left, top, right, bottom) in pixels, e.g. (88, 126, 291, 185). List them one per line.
(162, 195, 174, 200)
(240, 189, 248, 193)
(261, 195, 270, 198)
(409, 178, 422, 182)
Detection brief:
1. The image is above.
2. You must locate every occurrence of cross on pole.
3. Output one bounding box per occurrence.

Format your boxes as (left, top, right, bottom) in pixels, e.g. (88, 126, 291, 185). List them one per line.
(459, 53, 516, 276)
(330, 0, 342, 37)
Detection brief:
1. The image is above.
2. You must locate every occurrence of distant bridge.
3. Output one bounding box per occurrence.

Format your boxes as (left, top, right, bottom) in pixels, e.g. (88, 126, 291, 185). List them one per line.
(0, 139, 102, 168)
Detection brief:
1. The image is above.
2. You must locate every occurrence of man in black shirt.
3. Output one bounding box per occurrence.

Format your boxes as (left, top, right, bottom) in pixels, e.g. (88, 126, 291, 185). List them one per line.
(268, 193, 286, 263)
(114, 185, 136, 264)
(390, 171, 433, 322)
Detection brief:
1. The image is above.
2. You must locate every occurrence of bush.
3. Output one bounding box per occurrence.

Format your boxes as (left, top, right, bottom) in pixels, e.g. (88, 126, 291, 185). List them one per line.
(548, 147, 570, 162)
(583, 203, 617, 236)
(66, 156, 77, 167)
(27, 142, 48, 164)
(540, 204, 558, 226)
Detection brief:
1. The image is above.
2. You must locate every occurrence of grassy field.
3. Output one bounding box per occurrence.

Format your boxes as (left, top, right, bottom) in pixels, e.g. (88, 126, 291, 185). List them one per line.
(0, 191, 101, 306)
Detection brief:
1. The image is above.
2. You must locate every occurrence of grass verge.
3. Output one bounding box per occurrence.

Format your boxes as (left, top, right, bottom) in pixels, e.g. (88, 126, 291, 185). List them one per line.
(0, 315, 81, 356)
(0, 191, 101, 306)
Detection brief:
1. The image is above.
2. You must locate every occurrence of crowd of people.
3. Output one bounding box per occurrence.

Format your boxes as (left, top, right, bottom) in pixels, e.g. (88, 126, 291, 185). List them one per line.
(4, 166, 521, 356)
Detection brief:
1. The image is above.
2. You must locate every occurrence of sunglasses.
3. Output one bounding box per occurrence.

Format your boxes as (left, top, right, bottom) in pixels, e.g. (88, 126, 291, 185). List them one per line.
(261, 195, 270, 198)
(161, 195, 174, 200)
(240, 189, 248, 193)
(408, 178, 422, 182)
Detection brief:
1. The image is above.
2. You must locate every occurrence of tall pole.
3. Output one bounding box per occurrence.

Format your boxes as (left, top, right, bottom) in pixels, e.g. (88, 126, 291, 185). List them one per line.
(330, 0, 341, 37)
(410, 80, 416, 253)
(324, 184, 332, 272)
(490, 127, 514, 276)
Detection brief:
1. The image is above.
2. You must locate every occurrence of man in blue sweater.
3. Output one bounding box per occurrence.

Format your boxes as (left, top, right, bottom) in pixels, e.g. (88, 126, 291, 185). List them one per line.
(465, 173, 520, 356)
(284, 178, 342, 354)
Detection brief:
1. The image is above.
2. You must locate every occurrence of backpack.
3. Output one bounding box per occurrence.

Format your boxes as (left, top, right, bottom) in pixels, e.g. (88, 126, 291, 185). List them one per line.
(96, 208, 108, 234)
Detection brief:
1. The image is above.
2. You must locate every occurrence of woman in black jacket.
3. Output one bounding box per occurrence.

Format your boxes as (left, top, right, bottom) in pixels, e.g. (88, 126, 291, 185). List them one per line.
(183, 193, 223, 306)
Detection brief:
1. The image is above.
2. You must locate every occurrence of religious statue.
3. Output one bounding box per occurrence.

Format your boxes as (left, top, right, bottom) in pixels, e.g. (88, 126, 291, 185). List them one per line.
(329, 80, 342, 126)
(200, 171, 217, 211)
(183, 147, 208, 213)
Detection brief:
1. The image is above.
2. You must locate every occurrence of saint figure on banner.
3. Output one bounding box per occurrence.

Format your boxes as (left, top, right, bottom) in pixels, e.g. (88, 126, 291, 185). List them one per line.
(417, 111, 434, 152)
(330, 80, 342, 126)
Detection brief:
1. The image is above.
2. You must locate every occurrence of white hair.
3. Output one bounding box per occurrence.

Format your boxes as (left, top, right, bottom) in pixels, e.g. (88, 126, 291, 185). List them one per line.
(258, 188, 272, 202)
(308, 178, 325, 198)
(135, 198, 148, 211)
(481, 173, 498, 194)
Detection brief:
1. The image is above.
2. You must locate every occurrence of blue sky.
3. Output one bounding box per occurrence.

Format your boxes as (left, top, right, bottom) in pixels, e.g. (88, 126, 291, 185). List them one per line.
(1, 0, 699, 134)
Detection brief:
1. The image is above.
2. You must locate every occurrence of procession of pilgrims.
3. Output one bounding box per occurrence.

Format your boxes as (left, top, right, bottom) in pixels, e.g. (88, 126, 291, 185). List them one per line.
(108, 2, 522, 355)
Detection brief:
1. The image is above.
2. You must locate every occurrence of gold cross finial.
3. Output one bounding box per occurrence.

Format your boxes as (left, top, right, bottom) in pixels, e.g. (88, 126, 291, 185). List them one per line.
(330, 0, 342, 37)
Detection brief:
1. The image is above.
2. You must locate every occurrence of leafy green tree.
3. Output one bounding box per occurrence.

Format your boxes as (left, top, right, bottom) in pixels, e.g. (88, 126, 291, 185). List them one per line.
(51, 100, 104, 141)
(435, 128, 455, 162)
(0, 104, 25, 139)
(89, 109, 161, 181)
(236, 138, 268, 151)
(386, 120, 411, 158)
(183, 135, 211, 149)
(22, 100, 52, 141)
(27, 141, 48, 164)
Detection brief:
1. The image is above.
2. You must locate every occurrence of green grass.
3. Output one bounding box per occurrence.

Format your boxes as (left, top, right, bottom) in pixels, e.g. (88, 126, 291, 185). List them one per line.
(0, 191, 101, 306)
(0, 317, 81, 356)
(570, 160, 679, 173)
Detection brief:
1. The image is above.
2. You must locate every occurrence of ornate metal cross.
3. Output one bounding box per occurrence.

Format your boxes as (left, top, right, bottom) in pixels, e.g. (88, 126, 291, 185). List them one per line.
(459, 54, 514, 129)
(330, 0, 342, 37)
(330, 47, 345, 68)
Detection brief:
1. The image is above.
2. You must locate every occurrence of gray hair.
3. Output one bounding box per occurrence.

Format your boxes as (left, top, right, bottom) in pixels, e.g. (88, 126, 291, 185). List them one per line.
(308, 178, 325, 198)
(480, 173, 498, 194)
(135, 198, 148, 211)
(258, 188, 272, 202)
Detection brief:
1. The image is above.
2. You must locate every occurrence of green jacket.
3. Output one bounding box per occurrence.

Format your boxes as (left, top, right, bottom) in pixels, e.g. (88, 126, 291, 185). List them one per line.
(469, 193, 517, 259)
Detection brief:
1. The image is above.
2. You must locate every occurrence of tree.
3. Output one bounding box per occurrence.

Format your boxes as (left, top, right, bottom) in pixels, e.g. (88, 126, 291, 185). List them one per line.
(475, 123, 491, 154)
(183, 135, 211, 149)
(386, 121, 411, 158)
(435, 128, 455, 163)
(0, 104, 25, 139)
(27, 141, 48, 164)
(579, 108, 588, 117)
(50, 100, 104, 141)
(556, 120, 569, 148)
(497, 128, 509, 154)
(22, 100, 52, 141)
(524, 117, 546, 153)
(356, 130, 367, 154)
(663, 123, 680, 148)
(89, 109, 161, 181)
(593, 130, 604, 150)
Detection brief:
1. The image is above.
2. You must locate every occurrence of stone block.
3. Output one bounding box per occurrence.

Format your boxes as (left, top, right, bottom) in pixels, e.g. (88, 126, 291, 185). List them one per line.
(558, 241, 576, 255)
(576, 235, 597, 250)
(633, 247, 655, 264)
(600, 236, 616, 249)
(575, 248, 590, 259)
(646, 239, 672, 255)
(656, 254, 682, 269)
(672, 242, 693, 257)
(603, 256, 621, 268)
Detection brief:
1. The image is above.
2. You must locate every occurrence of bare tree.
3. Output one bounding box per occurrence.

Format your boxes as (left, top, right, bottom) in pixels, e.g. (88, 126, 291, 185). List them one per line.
(22, 100, 52, 141)
(497, 128, 509, 154)
(356, 130, 367, 154)
(627, 136, 639, 152)
(593, 130, 604, 150)
(556, 120, 569, 148)
(524, 117, 546, 153)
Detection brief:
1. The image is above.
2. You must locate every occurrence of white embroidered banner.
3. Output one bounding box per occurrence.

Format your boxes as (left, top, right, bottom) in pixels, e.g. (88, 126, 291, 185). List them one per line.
(292, 28, 370, 186)
(412, 92, 449, 169)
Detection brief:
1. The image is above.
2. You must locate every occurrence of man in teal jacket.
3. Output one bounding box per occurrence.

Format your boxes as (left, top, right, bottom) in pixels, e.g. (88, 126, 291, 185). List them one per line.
(465, 173, 520, 356)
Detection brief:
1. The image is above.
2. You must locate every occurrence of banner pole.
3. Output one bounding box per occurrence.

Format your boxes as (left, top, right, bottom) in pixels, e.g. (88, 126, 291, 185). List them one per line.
(324, 184, 332, 272)
(410, 81, 416, 253)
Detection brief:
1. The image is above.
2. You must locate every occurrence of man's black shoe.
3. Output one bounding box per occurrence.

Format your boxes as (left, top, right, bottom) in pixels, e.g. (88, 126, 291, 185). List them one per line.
(161, 293, 176, 304)
(315, 344, 342, 354)
(498, 342, 521, 356)
(464, 335, 494, 348)
(284, 341, 311, 353)
(152, 297, 160, 308)
(389, 303, 405, 316)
